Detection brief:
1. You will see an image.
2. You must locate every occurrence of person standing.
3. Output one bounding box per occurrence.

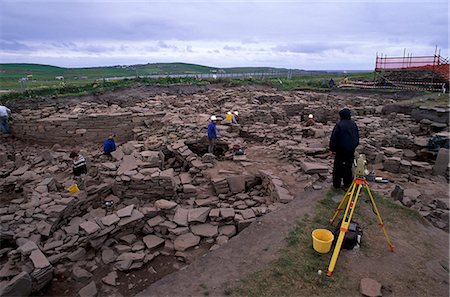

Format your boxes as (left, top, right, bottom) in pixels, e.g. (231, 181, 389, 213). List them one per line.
(0, 105, 12, 134)
(103, 134, 116, 158)
(328, 78, 335, 89)
(207, 115, 218, 154)
(329, 108, 359, 190)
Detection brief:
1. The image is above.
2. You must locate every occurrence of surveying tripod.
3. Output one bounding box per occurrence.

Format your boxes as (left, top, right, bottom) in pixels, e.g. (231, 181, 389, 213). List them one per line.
(326, 155, 394, 277)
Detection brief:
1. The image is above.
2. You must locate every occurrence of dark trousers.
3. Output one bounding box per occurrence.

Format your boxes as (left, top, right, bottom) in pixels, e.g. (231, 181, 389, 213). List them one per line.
(333, 152, 354, 189)
(208, 138, 216, 154)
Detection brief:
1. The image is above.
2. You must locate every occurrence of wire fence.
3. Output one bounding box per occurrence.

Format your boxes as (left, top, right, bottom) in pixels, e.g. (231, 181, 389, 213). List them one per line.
(102, 70, 329, 82)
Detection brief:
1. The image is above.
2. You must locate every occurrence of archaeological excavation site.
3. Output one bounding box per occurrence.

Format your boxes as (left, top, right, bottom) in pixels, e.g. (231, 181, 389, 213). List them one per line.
(0, 83, 449, 297)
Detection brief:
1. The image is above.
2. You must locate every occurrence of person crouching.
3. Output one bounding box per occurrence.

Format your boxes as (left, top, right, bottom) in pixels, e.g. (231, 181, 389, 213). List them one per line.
(70, 151, 87, 190)
(103, 134, 116, 159)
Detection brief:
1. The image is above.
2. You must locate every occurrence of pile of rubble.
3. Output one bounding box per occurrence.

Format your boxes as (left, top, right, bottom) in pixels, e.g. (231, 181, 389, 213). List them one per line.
(1, 85, 449, 296)
(0, 139, 294, 296)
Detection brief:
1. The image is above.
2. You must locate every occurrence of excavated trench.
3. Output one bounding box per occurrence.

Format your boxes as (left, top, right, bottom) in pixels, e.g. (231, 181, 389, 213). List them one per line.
(185, 137, 229, 157)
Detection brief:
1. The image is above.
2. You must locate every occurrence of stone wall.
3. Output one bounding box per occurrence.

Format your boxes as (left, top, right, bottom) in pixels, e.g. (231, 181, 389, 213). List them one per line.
(12, 111, 165, 145)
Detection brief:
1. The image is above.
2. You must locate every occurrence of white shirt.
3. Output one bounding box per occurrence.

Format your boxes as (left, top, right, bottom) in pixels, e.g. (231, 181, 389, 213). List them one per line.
(0, 106, 11, 117)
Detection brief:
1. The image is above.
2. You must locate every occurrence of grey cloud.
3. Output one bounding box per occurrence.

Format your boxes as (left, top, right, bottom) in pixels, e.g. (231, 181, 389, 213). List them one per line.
(0, 1, 448, 69)
(223, 45, 242, 51)
(0, 40, 31, 51)
(273, 43, 341, 54)
(1, 2, 182, 42)
(157, 41, 179, 51)
(157, 41, 171, 49)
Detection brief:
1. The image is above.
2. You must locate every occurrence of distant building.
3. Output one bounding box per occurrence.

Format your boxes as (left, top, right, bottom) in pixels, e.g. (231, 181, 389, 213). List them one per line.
(55, 76, 64, 80)
(18, 77, 28, 83)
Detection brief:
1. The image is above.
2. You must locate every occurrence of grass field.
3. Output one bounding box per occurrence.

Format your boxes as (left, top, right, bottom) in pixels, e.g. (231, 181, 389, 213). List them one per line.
(0, 63, 374, 104)
(0, 62, 218, 89)
(0, 62, 370, 90)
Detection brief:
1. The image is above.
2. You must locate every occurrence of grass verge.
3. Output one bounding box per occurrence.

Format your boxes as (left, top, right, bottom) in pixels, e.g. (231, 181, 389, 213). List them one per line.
(224, 187, 426, 297)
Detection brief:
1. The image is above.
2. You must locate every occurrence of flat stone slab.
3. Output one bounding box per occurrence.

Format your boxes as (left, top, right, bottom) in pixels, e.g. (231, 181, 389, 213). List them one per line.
(29, 250, 51, 269)
(240, 209, 255, 220)
(360, 278, 382, 297)
(220, 208, 235, 219)
(17, 241, 38, 255)
(79, 281, 97, 297)
(102, 271, 118, 286)
(147, 215, 165, 227)
(117, 155, 138, 175)
(100, 214, 120, 226)
(174, 233, 200, 251)
(300, 160, 328, 174)
(111, 147, 124, 161)
(101, 162, 117, 171)
(155, 199, 178, 210)
(117, 205, 134, 218)
(115, 260, 133, 271)
(36, 221, 52, 237)
(117, 209, 144, 227)
(173, 207, 189, 226)
(188, 207, 211, 223)
(191, 223, 218, 237)
(116, 252, 146, 262)
(73, 266, 92, 281)
(79, 221, 100, 235)
(143, 235, 165, 250)
(226, 176, 246, 193)
(43, 240, 64, 251)
(102, 248, 116, 264)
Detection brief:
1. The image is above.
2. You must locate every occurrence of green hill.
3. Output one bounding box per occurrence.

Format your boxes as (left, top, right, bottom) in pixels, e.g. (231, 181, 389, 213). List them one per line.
(0, 62, 329, 89)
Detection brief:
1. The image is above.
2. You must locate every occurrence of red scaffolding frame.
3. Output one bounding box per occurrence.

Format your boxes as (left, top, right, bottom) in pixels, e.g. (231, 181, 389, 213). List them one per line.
(375, 54, 448, 71)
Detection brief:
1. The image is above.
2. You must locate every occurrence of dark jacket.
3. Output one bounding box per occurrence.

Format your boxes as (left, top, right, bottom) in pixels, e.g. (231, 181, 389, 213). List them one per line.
(207, 122, 217, 139)
(330, 109, 359, 154)
(103, 139, 116, 154)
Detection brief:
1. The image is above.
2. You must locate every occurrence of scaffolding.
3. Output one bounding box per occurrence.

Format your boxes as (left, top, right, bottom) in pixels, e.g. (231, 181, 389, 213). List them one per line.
(339, 48, 448, 92)
(373, 48, 449, 92)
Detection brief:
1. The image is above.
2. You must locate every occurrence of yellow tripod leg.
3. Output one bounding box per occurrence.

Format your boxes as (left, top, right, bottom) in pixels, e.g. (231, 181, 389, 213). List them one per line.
(327, 181, 363, 276)
(364, 183, 395, 252)
(329, 180, 355, 225)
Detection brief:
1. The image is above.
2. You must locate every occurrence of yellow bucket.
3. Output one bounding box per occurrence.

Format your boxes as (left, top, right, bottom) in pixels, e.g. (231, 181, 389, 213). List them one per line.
(312, 229, 334, 254)
(68, 184, 80, 193)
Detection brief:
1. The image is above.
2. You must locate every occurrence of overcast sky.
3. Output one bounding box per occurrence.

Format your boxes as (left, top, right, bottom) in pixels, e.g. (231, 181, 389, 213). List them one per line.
(0, 0, 448, 70)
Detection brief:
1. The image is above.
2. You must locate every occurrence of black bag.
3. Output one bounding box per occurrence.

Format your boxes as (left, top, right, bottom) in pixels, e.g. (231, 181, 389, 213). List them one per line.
(334, 220, 363, 250)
